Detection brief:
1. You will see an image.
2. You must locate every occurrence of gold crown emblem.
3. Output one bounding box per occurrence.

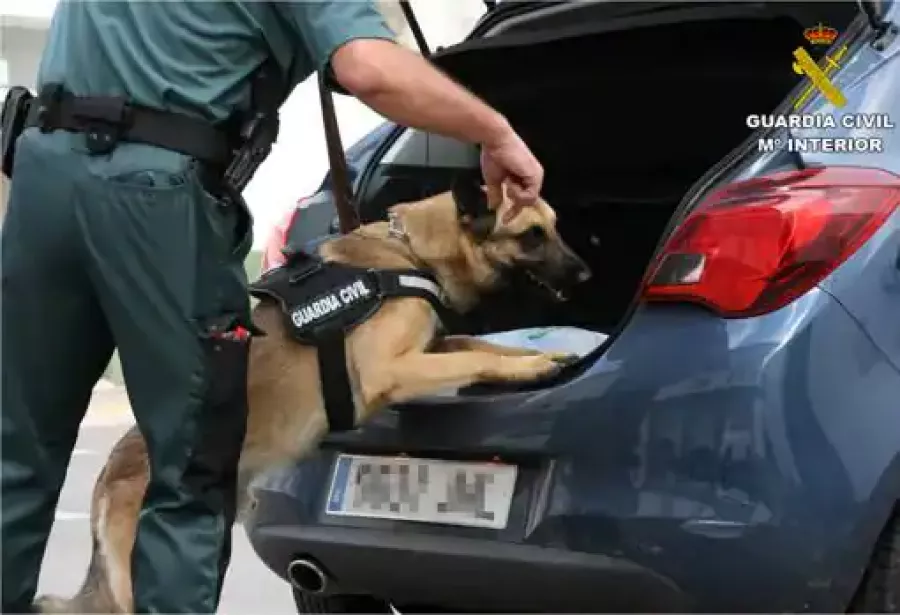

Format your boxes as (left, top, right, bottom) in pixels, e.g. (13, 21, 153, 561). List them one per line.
(803, 23, 839, 45)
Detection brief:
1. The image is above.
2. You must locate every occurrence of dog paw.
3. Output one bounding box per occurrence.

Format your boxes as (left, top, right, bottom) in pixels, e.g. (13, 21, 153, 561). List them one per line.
(544, 351, 580, 366)
(497, 354, 565, 382)
(33, 595, 73, 613)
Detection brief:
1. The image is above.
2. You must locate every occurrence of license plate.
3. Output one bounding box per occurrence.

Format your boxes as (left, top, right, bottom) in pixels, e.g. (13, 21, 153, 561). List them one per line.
(325, 454, 517, 530)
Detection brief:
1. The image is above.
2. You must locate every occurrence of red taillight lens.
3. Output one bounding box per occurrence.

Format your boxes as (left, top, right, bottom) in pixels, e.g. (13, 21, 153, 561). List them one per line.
(261, 202, 303, 272)
(643, 166, 900, 318)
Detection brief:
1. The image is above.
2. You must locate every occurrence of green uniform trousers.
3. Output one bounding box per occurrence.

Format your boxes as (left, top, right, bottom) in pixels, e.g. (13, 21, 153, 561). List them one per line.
(1, 128, 254, 613)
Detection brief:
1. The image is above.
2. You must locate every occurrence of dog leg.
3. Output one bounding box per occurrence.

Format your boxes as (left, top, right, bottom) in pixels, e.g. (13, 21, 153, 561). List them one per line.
(364, 350, 562, 406)
(34, 428, 147, 614)
(433, 335, 577, 362)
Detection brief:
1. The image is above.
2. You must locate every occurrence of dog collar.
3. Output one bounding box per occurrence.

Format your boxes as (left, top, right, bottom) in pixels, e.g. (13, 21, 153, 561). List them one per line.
(387, 211, 408, 242)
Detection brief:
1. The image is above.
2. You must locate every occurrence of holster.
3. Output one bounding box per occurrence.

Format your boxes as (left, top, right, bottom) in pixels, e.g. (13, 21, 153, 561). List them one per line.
(223, 110, 279, 194)
(223, 60, 285, 193)
(1, 86, 35, 179)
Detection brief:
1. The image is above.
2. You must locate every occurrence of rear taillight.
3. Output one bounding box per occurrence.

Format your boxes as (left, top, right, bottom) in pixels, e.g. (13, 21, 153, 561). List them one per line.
(643, 166, 900, 318)
(261, 201, 303, 272)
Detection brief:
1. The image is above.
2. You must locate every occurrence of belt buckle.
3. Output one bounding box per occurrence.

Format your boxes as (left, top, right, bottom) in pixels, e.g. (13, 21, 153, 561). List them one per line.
(288, 257, 324, 285)
(84, 124, 119, 155)
(364, 268, 385, 300)
(75, 97, 132, 155)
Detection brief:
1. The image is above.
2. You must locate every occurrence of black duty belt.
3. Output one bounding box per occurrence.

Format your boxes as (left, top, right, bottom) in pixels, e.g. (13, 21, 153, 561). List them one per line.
(25, 84, 234, 164)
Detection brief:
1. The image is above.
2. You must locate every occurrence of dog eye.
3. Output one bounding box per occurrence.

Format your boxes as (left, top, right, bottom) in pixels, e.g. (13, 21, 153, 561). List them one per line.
(519, 226, 546, 251)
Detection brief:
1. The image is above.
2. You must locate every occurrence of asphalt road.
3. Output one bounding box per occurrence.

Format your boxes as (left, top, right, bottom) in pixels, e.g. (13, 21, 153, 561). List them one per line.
(36, 421, 296, 614)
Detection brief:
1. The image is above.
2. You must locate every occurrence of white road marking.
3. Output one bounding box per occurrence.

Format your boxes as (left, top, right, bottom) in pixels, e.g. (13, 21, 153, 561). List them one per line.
(82, 413, 134, 427)
(56, 511, 89, 521)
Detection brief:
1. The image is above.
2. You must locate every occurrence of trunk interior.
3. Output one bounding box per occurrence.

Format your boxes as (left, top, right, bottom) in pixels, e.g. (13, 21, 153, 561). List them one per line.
(421, 4, 858, 337)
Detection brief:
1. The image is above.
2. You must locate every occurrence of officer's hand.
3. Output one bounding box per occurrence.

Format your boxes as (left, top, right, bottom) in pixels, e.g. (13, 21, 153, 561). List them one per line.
(480, 129, 544, 222)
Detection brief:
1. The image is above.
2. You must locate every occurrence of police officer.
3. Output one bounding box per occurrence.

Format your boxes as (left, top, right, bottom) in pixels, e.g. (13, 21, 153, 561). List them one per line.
(1, 1, 543, 613)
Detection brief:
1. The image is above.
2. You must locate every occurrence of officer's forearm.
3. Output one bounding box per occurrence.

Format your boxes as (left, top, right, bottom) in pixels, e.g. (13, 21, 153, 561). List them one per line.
(331, 39, 511, 148)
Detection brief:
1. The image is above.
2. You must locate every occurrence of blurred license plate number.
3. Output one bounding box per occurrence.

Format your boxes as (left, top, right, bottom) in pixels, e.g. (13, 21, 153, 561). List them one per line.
(325, 454, 517, 529)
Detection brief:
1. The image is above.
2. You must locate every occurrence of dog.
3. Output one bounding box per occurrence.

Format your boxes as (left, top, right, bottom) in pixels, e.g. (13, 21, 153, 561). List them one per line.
(34, 182, 591, 613)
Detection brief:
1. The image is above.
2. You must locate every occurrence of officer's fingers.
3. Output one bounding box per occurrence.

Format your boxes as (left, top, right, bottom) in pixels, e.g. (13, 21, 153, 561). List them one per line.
(524, 160, 544, 195)
(485, 183, 503, 210)
(512, 180, 539, 205)
(502, 183, 537, 223)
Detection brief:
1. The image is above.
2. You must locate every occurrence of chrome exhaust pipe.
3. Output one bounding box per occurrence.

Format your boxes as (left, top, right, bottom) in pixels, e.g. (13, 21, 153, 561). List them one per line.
(287, 557, 329, 595)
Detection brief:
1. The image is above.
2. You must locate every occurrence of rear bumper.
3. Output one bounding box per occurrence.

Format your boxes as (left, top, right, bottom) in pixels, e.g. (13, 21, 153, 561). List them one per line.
(249, 494, 688, 612)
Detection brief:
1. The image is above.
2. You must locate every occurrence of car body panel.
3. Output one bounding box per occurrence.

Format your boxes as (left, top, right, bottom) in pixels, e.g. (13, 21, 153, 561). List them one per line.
(820, 208, 900, 371)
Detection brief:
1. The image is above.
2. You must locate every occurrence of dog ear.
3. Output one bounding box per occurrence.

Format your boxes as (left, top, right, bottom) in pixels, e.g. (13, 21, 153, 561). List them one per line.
(451, 173, 489, 218)
(452, 173, 497, 239)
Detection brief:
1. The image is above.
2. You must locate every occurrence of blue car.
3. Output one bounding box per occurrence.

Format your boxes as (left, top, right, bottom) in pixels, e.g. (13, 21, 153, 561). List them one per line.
(250, 1, 900, 612)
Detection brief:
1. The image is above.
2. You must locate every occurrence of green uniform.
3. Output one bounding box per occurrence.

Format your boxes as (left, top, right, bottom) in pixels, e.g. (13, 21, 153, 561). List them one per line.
(1, 2, 393, 612)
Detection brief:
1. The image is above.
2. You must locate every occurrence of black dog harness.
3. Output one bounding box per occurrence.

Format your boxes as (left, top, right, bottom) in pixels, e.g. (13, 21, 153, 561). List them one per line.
(248, 250, 453, 432)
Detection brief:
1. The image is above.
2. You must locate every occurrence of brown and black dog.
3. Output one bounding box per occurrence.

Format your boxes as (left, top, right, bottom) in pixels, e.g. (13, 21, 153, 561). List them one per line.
(35, 183, 591, 613)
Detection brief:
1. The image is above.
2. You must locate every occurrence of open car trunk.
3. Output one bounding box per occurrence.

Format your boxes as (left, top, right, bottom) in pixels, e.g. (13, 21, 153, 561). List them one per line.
(417, 2, 860, 337)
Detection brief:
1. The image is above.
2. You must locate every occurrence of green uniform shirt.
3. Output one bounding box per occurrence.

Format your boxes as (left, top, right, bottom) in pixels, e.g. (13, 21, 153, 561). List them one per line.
(33, 0, 395, 172)
(38, 0, 394, 121)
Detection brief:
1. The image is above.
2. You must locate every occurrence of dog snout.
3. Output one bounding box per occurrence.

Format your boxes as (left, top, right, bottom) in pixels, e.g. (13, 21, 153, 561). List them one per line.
(567, 260, 592, 286)
(559, 248, 592, 286)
